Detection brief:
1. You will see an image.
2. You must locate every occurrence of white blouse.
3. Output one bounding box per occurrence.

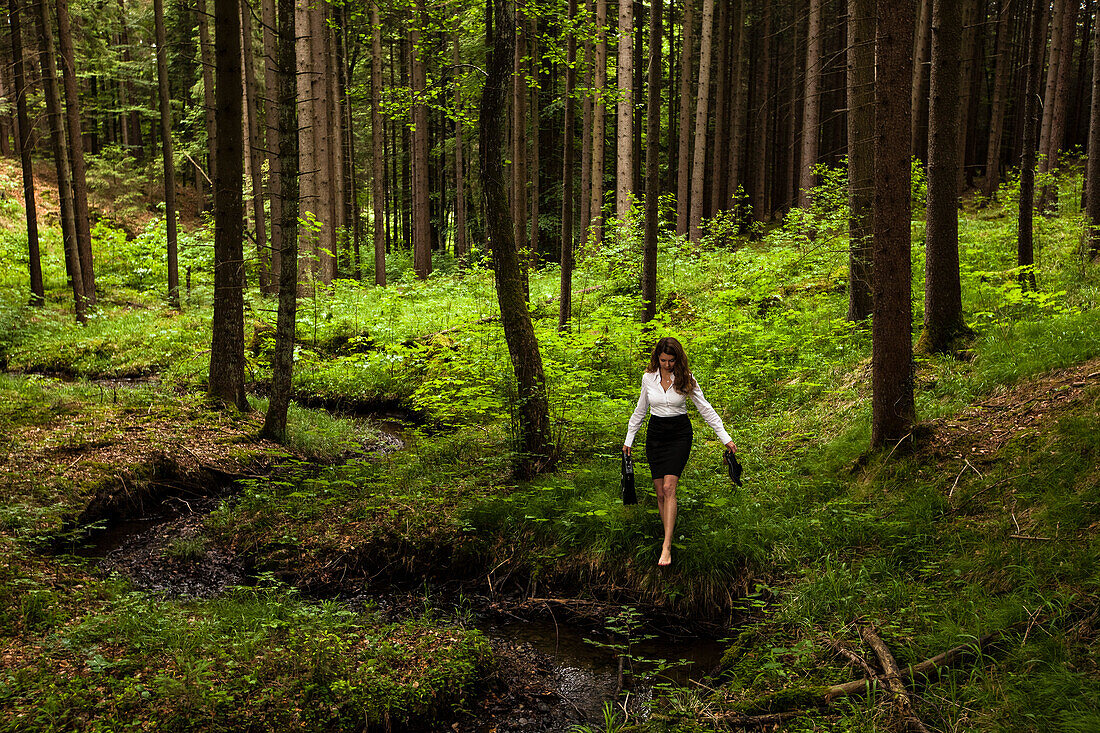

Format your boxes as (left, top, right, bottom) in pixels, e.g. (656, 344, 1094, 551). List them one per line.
(624, 370, 732, 447)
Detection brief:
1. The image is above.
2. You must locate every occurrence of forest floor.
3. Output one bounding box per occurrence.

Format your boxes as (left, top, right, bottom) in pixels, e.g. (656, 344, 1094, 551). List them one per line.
(2, 154, 1099, 730)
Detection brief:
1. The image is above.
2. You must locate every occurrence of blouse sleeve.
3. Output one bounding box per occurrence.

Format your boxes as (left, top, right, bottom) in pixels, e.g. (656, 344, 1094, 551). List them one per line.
(623, 376, 650, 447)
(689, 381, 733, 445)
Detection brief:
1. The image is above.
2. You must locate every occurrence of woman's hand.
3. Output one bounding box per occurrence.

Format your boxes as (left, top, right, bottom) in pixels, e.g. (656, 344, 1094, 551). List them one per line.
(623, 445, 632, 456)
(725, 441, 736, 453)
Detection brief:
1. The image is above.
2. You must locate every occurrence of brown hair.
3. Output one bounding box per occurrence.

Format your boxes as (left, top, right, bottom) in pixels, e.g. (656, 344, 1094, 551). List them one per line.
(646, 337, 697, 394)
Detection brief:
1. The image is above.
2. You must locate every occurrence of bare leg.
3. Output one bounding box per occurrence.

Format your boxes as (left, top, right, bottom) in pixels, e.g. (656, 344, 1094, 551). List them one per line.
(655, 475, 679, 566)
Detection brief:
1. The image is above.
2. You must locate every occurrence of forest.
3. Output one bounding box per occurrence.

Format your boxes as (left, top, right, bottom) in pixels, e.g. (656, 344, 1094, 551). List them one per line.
(1, 0, 1099, 730)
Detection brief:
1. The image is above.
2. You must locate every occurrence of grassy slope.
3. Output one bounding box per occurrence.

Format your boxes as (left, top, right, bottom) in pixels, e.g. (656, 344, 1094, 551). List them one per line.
(1, 156, 1099, 730)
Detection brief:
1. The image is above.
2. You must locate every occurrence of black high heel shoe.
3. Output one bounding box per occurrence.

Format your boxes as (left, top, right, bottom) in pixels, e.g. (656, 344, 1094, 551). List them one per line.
(723, 449, 743, 487)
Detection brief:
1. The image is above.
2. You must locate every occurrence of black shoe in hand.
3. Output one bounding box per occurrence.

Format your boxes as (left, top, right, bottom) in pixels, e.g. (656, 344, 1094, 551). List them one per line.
(723, 449, 743, 487)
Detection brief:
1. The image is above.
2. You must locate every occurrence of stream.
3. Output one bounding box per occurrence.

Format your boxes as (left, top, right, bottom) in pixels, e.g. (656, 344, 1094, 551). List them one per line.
(57, 417, 729, 730)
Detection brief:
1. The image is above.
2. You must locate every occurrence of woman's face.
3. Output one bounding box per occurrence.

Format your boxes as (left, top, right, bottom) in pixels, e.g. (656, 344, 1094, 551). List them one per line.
(659, 352, 676, 372)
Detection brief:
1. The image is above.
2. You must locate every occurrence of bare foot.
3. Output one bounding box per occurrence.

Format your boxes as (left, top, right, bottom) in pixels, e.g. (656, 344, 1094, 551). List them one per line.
(658, 549, 672, 566)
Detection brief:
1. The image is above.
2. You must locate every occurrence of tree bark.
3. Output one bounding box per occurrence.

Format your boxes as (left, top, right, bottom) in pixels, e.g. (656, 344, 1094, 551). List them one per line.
(480, 0, 554, 477)
(198, 0, 217, 200)
(871, 0, 916, 448)
(453, 27, 468, 266)
(579, 0, 594, 241)
(982, 0, 1013, 200)
(56, 0, 95, 306)
(910, 0, 932, 160)
(262, 0, 283, 282)
(208, 0, 248, 411)
(528, 12, 540, 262)
(919, 0, 969, 354)
(560, 0, 579, 330)
(513, 6, 529, 260)
(1039, 0, 1079, 211)
(708, 0, 731, 219)
(642, 0, 662, 322)
(1088, 0, 1100, 258)
(8, 0, 43, 307)
(798, 0, 824, 210)
(675, 0, 696, 235)
(262, 0, 299, 443)
(751, 0, 772, 224)
(241, 0, 269, 293)
(1017, 0, 1044, 286)
(295, 0, 317, 290)
(153, 0, 179, 307)
(34, 0, 83, 321)
(687, 0, 715, 242)
(411, 5, 430, 278)
(847, 0, 874, 321)
(615, 0, 634, 221)
(590, 0, 607, 243)
(726, 0, 746, 216)
(371, 2, 387, 284)
(1038, 0, 1067, 176)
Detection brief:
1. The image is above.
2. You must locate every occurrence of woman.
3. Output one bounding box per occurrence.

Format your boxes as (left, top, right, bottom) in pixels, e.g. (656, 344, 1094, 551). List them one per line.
(623, 337, 736, 567)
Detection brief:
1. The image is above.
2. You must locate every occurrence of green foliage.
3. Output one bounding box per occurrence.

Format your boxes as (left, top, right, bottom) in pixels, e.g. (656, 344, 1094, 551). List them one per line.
(0, 580, 491, 732)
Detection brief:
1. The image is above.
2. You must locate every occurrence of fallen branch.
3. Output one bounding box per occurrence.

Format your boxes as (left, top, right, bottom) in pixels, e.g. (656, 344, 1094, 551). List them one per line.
(861, 626, 931, 733)
(734, 629, 1005, 716)
(824, 637, 877, 680)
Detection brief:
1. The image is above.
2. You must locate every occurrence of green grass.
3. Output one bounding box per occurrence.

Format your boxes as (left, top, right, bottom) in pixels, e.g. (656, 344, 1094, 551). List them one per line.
(1, 158, 1099, 730)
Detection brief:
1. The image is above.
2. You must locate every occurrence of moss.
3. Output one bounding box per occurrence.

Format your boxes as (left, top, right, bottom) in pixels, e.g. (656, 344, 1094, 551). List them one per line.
(733, 686, 830, 715)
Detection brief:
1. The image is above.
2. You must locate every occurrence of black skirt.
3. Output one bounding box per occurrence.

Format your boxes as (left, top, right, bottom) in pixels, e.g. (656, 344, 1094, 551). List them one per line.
(645, 414, 693, 479)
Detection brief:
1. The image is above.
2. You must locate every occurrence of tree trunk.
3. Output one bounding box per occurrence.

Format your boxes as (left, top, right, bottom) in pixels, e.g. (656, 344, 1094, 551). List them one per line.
(262, 0, 283, 282)
(589, 0, 608, 244)
(615, 0, 634, 221)
(1040, 0, 1079, 211)
(513, 8, 529, 259)
(153, 0, 179, 307)
(0, 48, 11, 158)
(871, 0, 916, 448)
(910, 0, 932, 160)
(1018, 0, 1044, 285)
(480, 0, 554, 477)
(919, 0, 969, 353)
(313, 3, 336, 283)
(9, 0, 43, 307)
(579, 0, 594, 241)
(198, 0, 217, 200)
(1087, 0, 1100, 258)
(295, 0, 317, 290)
(847, 0, 874, 321)
(726, 0, 746, 216)
(1038, 0, 1066, 175)
(57, 0, 95, 306)
(208, 0, 247, 411)
(955, 0, 980, 194)
(982, 0, 1013, 199)
(709, 0, 731, 219)
(688, 0, 715, 242)
(371, 2, 387, 284)
(642, 0, 662, 322)
(528, 12, 540, 262)
(411, 7, 431, 278)
(675, 0, 696, 235)
(34, 0, 83, 321)
(241, 0, 269, 293)
(453, 27, 468, 265)
(798, 0, 824, 210)
(751, 1, 772, 224)
(560, 0, 579, 330)
(262, 0, 300, 443)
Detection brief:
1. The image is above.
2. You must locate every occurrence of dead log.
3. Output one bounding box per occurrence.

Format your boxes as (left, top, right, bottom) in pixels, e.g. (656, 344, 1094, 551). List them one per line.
(733, 628, 1004, 716)
(861, 626, 932, 733)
